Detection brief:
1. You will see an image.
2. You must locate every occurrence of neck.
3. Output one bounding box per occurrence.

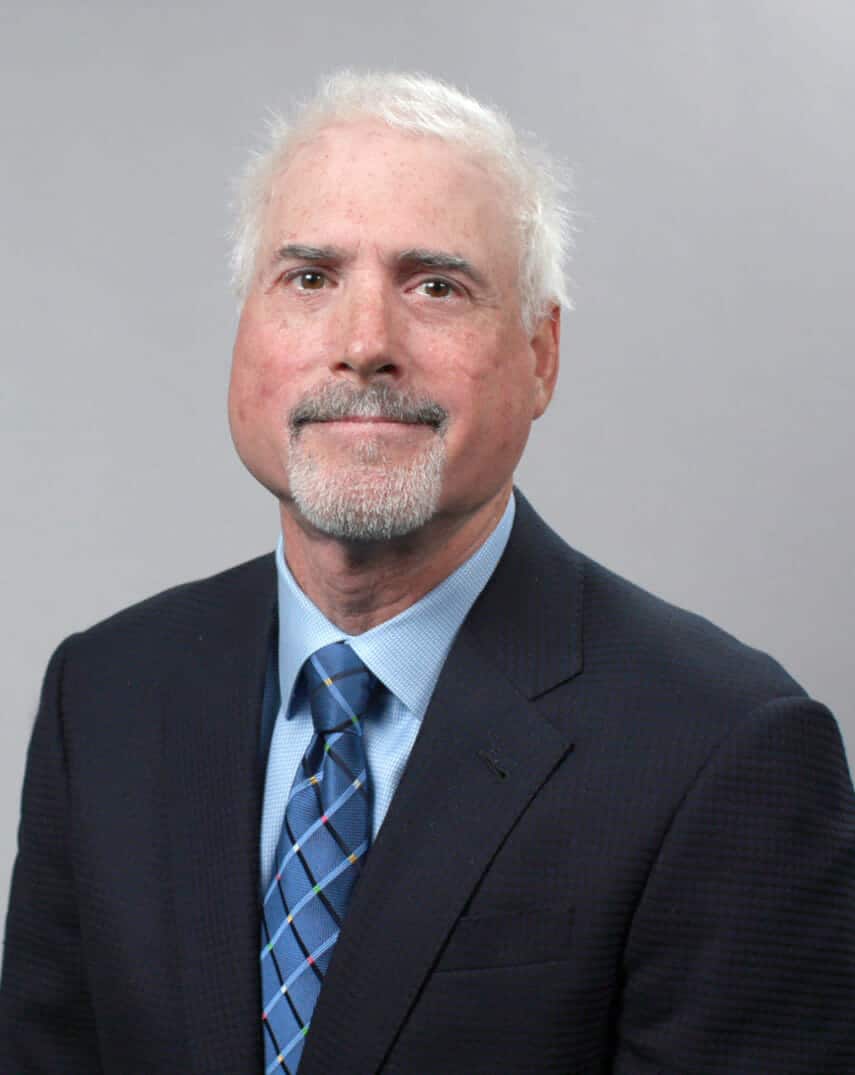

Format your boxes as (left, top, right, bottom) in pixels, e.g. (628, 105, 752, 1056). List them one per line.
(279, 487, 512, 635)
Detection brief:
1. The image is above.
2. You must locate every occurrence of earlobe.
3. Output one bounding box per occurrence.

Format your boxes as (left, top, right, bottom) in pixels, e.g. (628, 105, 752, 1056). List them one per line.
(531, 305, 561, 419)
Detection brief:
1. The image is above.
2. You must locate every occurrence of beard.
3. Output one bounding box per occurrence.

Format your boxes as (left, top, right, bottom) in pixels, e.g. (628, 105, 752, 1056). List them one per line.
(285, 382, 448, 542)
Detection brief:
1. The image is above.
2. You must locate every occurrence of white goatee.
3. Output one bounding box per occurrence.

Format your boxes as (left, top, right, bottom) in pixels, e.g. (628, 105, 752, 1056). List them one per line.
(286, 383, 448, 542)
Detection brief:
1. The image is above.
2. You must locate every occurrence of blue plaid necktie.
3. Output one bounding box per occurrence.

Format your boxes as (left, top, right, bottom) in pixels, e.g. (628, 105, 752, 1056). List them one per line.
(261, 642, 377, 1074)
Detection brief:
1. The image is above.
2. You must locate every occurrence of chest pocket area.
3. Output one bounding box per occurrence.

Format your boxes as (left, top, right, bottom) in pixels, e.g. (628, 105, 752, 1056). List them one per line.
(435, 907, 574, 973)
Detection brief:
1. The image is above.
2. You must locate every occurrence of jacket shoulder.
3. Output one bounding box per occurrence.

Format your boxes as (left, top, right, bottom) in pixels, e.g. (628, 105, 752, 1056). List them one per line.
(580, 552, 806, 712)
(507, 492, 805, 718)
(66, 553, 276, 664)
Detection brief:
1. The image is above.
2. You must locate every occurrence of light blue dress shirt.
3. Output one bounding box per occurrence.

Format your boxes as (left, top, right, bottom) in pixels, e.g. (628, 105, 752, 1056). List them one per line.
(259, 494, 516, 892)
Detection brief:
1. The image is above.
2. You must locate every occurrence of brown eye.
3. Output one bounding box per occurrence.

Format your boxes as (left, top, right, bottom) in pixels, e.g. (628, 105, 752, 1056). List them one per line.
(421, 279, 453, 298)
(297, 270, 326, 290)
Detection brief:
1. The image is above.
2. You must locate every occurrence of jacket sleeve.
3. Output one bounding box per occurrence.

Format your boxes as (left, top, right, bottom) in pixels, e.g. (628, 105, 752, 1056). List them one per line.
(612, 695, 855, 1074)
(0, 638, 104, 1073)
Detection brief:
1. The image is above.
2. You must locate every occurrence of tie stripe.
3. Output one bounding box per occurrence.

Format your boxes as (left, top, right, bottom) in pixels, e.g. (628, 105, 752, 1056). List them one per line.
(261, 642, 377, 1072)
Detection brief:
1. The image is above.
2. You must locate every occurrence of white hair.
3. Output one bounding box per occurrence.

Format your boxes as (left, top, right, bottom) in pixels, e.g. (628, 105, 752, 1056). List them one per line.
(230, 70, 574, 331)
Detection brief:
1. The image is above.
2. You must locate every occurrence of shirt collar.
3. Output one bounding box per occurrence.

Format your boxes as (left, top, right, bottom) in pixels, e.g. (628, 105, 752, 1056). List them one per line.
(276, 493, 515, 721)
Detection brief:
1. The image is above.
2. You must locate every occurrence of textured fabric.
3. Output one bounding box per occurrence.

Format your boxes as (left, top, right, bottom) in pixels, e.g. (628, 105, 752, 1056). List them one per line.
(259, 493, 514, 890)
(2, 493, 854, 1075)
(262, 643, 378, 1073)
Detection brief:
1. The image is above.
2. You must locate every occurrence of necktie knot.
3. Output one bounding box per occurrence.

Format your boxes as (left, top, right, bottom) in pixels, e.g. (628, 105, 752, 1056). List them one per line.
(303, 641, 378, 735)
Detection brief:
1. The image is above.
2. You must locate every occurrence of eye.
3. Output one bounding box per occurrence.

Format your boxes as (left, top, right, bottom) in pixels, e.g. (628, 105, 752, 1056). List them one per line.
(294, 270, 327, 290)
(417, 278, 456, 299)
(282, 268, 329, 291)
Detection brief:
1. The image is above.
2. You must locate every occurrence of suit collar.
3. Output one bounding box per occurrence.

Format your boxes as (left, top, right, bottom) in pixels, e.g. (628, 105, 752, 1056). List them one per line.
(467, 489, 584, 698)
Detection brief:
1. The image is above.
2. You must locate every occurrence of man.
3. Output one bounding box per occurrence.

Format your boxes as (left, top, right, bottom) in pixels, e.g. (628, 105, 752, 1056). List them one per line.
(2, 71, 853, 1074)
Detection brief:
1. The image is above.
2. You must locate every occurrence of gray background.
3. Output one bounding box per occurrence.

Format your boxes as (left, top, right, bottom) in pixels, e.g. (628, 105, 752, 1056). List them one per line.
(2, 1, 853, 920)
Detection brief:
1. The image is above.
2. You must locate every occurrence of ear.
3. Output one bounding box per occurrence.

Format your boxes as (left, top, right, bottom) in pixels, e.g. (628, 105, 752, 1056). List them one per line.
(530, 305, 561, 419)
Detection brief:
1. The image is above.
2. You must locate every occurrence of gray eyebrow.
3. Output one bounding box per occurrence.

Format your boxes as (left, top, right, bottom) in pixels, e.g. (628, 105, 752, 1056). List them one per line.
(272, 243, 348, 264)
(396, 248, 489, 288)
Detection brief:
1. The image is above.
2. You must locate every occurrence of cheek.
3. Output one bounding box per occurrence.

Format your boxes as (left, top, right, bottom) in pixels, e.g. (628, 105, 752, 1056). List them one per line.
(444, 385, 525, 466)
(452, 328, 507, 384)
(463, 349, 535, 427)
(478, 377, 537, 464)
(230, 320, 294, 420)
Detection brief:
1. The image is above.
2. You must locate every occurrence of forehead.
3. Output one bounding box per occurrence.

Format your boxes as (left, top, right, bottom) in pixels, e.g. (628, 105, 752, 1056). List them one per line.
(261, 121, 518, 271)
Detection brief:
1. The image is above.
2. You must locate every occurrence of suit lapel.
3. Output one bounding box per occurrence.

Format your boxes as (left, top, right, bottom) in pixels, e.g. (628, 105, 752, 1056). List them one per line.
(163, 557, 276, 1074)
(300, 494, 585, 1074)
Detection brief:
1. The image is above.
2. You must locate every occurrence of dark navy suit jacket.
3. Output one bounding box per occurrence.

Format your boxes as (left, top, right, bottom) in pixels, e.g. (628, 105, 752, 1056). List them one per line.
(3, 494, 854, 1073)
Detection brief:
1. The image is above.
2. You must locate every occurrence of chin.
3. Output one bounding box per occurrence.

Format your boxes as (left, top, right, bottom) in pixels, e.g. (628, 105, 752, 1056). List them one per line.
(287, 449, 445, 543)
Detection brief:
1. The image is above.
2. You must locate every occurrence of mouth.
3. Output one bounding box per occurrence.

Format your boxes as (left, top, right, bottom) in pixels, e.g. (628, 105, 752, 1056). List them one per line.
(296, 416, 438, 441)
(300, 415, 434, 427)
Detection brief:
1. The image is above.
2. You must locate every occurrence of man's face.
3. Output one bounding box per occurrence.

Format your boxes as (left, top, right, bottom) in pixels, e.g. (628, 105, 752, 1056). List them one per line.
(229, 120, 559, 541)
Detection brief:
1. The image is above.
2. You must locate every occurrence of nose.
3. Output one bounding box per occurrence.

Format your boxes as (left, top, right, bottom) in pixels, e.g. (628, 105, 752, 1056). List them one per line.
(331, 280, 402, 380)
